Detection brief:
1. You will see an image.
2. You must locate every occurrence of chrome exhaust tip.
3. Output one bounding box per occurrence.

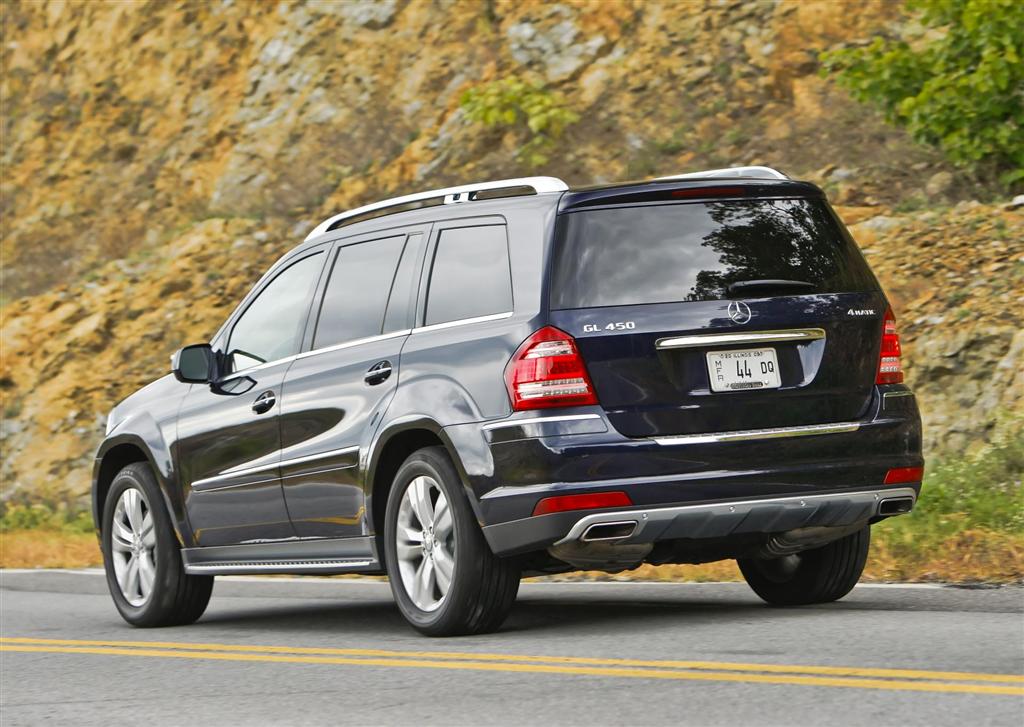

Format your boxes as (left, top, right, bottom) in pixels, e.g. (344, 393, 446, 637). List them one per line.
(580, 521, 638, 542)
(877, 496, 914, 516)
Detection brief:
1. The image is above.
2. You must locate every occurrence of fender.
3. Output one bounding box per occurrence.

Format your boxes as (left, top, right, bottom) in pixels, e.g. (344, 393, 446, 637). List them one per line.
(93, 416, 191, 546)
(364, 413, 493, 535)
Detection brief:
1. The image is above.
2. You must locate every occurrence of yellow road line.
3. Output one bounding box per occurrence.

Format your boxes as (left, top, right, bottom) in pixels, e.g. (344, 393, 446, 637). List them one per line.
(2, 637, 1021, 685)
(2, 644, 1022, 696)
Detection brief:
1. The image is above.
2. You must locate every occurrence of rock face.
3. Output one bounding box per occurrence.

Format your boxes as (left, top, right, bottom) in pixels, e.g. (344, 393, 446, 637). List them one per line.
(1, 0, 1021, 506)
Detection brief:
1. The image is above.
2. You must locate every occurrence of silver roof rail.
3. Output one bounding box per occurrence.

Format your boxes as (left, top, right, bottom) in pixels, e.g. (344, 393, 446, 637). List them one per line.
(656, 165, 789, 181)
(305, 176, 569, 241)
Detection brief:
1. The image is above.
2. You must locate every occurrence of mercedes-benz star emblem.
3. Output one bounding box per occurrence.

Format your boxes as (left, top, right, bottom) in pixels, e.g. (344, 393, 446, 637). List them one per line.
(728, 301, 752, 324)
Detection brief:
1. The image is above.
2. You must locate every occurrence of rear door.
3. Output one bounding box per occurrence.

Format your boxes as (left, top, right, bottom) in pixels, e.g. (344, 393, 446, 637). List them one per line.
(279, 228, 427, 538)
(548, 194, 886, 437)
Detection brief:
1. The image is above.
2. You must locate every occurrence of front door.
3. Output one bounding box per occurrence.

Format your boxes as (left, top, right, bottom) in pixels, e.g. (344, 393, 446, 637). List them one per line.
(178, 249, 326, 547)
(280, 230, 426, 538)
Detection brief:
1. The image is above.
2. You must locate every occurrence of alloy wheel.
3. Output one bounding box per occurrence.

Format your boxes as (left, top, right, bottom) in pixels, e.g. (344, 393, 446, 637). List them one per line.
(109, 487, 157, 607)
(395, 475, 456, 612)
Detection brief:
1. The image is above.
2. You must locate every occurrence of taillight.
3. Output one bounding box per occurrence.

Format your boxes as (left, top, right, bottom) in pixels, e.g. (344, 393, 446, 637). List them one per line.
(504, 326, 598, 410)
(533, 491, 632, 516)
(876, 308, 904, 384)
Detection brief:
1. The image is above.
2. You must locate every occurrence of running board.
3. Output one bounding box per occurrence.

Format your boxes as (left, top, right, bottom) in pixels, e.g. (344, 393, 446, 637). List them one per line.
(181, 536, 381, 575)
(184, 559, 377, 575)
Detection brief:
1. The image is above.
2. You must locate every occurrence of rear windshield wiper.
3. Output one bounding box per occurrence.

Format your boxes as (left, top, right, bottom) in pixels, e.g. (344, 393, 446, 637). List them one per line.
(726, 279, 816, 296)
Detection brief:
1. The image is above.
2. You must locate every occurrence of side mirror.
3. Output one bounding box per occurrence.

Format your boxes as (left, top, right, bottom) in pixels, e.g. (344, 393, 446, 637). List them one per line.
(172, 344, 217, 384)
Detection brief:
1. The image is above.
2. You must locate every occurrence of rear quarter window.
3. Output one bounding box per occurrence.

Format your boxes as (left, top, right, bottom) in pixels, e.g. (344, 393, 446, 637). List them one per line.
(550, 198, 877, 309)
(425, 225, 513, 325)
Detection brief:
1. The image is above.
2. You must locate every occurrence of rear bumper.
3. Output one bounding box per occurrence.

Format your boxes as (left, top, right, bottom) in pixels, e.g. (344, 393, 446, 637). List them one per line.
(445, 385, 923, 556)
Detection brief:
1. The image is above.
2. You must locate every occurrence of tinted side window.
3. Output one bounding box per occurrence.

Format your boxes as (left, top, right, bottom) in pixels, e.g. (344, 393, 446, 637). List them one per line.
(425, 225, 512, 326)
(228, 252, 324, 372)
(313, 236, 406, 349)
(383, 233, 425, 334)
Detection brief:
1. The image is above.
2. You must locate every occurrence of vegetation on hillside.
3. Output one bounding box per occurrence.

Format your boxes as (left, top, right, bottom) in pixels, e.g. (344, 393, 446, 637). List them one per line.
(460, 76, 579, 167)
(822, 0, 1024, 187)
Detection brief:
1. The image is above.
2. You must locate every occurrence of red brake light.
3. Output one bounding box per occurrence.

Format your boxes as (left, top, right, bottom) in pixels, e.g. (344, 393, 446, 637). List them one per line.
(876, 308, 904, 384)
(533, 491, 632, 516)
(670, 186, 746, 198)
(884, 466, 924, 484)
(504, 326, 598, 410)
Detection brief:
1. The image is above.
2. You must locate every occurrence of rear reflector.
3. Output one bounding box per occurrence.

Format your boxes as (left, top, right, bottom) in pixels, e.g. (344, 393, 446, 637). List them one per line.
(876, 308, 905, 384)
(504, 326, 598, 410)
(884, 466, 924, 484)
(533, 491, 633, 517)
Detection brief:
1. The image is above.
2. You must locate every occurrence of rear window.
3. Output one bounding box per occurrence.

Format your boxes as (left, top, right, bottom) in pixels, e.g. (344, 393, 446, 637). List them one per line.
(550, 198, 876, 309)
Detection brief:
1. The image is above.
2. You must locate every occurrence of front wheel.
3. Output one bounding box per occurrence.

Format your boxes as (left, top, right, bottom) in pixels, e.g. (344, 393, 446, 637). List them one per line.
(383, 447, 520, 636)
(101, 463, 213, 627)
(738, 525, 870, 606)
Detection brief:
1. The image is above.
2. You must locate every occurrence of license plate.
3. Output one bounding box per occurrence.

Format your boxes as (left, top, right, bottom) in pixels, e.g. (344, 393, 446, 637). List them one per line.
(706, 348, 781, 392)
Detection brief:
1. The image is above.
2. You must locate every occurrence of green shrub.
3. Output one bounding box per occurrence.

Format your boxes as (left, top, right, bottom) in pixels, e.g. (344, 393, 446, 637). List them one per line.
(0, 503, 94, 534)
(460, 77, 579, 167)
(877, 422, 1024, 548)
(821, 0, 1024, 187)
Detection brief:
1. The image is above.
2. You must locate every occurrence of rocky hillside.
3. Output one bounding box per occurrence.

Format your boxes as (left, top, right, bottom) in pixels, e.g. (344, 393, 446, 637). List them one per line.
(2, 0, 1021, 506)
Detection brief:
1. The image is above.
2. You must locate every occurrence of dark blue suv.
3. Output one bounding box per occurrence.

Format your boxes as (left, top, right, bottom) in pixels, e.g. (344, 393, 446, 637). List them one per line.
(93, 167, 923, 635)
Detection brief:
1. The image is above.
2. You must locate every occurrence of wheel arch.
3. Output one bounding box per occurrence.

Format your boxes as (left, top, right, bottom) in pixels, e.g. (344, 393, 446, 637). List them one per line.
(93, 433, 186, 546)
(366, 419, 480, 550)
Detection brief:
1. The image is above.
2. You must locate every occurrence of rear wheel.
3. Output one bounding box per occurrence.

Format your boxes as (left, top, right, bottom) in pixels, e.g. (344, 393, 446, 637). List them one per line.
(101, 463, 213, 626)
(383, 446, 520, 636)
(738, 526, 870, 606)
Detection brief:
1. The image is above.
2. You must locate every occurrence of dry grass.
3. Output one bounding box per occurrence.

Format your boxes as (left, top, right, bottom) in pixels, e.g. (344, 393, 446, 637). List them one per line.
(4, 528, 1017, 585)
(0, 530, 101, 569)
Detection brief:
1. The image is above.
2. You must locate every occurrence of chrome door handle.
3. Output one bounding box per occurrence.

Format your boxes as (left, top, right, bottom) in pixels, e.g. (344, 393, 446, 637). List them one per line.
(251, 390, 276, 414)
(364, 361, 393, 385)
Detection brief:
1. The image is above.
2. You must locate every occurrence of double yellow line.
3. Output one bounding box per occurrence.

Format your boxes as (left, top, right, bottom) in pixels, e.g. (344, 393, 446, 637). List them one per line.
(2, 637, 1022, 696)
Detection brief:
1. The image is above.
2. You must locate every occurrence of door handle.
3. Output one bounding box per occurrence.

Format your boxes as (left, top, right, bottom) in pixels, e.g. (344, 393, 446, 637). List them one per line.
(364, 360, 393, 386)
(251, 390, 276, 414)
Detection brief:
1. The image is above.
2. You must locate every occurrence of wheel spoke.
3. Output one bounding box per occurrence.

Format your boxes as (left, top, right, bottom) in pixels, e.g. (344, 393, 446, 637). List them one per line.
(417, 556, 436, 608)
(398, 524, 423, 544)
(124, 489, 144, 533)
(434, 546, 454, 594)
(125, 556, 140, 599)
(415, 477, 437, 528)
(110, 524, 133, 552)
(433, 496, 453, 539)
(138, 553, 156, 598)
(140, 514, 156, 548)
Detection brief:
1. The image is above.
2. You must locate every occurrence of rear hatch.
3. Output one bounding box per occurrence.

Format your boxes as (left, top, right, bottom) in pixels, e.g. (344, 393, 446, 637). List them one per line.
(547, 180, 887, 438)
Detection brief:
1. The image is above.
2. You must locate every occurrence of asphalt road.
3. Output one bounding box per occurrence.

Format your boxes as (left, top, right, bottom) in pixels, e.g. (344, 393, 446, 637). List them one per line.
(1, 570, 1021, 726)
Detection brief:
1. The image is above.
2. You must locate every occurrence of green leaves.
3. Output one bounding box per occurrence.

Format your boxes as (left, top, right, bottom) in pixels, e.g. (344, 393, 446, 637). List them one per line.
(459, 77, 579, 167)
(821, 0, 1024, 188)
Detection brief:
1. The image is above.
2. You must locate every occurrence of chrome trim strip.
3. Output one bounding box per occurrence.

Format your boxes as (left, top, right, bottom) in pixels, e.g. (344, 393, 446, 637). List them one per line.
(555, 487, 917, 545)
(190, 474, 279, 492)
(656, 328, 825, 350)
(306, 176, 568, 241)
(296, 329, 411, 361)
(412, 311, 513, 334)
(278, 445, 360, 469)
(882, 390, 914, 399)
(482, 413, 603, 431)
(656, 166, 788, 181)
(185, 559, 374, 574)
(652, 421, 859, 446)
(192, 446, 361, 490)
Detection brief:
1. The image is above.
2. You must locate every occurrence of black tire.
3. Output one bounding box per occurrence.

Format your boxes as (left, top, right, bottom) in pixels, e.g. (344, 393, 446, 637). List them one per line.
(383, 446, 520, 636)
(101, 463, 213, 627)
(738, 526, 870, 606)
